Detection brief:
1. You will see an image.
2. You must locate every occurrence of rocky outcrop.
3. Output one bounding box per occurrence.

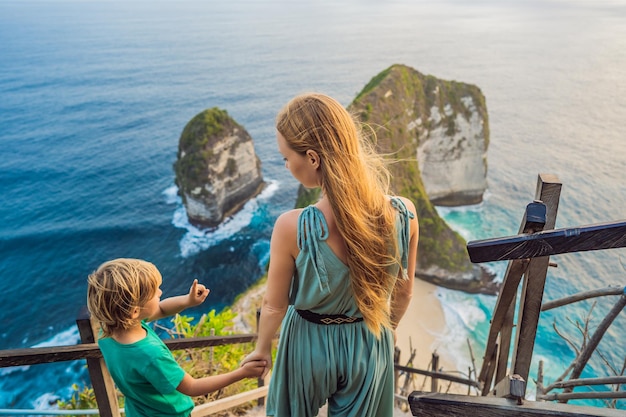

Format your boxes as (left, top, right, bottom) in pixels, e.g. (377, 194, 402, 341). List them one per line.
(348, 64, 497, 295)
(351, 64, 489, 206)
(173, 108, 265, 227)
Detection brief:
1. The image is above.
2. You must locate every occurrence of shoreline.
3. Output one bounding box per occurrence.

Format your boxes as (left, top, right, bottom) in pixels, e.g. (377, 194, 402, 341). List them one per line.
(395, 278, 466, 394)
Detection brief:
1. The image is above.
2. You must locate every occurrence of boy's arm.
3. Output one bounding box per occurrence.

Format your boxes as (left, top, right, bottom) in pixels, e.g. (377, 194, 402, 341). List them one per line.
(148, 279, 209, 321)
(176, 360, 267, 397)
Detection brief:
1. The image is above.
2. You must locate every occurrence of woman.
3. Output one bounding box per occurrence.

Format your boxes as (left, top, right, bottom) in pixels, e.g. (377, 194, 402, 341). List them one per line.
(242, 92, 419, 417)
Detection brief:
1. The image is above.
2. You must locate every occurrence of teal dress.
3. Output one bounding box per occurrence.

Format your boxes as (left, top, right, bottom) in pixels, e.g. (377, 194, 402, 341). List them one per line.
(266, 198, 414, 417)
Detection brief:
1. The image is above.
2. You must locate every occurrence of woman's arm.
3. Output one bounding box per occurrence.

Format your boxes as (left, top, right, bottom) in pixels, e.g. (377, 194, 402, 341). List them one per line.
(241, 210, 299, 377)
(390, 197, 419, 330)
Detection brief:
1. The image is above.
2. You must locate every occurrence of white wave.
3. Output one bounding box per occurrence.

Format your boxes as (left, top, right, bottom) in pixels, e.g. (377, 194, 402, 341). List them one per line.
(0, 326, 81, 379)
(435, 201, 485, 217)
(162, 184, 180, 204)
(32, 392, 61, 410)
(252, 239, 271, 269)
(432, 288, 488, 373)
(0, 364, 29, 376)
(167, 180, 279, 258)
(32, 326, 80, 348)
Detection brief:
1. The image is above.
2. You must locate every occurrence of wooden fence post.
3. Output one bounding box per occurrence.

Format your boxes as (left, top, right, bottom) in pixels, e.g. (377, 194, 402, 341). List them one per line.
(510, 174, 562, 382)
(394, 347, 401, 394)
(76, 306, 121, 417)
(431, 352, 439, 393)
(256, 308, 265, 407)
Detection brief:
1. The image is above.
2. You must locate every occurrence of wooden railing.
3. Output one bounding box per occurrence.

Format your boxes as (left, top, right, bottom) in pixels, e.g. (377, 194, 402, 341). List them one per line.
(0, 308, 267, 417)
(409, 173, 626, 417)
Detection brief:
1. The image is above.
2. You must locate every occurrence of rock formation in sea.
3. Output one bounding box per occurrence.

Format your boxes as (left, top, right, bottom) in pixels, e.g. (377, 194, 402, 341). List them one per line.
(346, 63, 495, 294)
(290, 64, 496, 294)
(350, 63, 489, 206)
(173, 107, 265, 228)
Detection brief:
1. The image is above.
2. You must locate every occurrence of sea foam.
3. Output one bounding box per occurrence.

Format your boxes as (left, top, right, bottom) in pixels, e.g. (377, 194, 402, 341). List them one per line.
(166, 180, 278, 258)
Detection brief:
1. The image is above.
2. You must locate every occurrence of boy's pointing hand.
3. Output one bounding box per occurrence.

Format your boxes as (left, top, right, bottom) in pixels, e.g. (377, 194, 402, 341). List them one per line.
(188, 279, 210, 306)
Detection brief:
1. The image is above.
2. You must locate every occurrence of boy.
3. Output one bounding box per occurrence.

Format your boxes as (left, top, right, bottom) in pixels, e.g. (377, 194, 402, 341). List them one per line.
(87, 258, 266, 417)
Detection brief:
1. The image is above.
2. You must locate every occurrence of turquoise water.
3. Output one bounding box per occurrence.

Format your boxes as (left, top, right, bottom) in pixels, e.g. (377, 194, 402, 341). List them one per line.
(0, 0, 624, 410)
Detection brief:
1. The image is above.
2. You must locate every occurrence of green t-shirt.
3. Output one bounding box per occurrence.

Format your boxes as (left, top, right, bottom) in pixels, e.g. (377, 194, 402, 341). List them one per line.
(98, 321, 194, 417)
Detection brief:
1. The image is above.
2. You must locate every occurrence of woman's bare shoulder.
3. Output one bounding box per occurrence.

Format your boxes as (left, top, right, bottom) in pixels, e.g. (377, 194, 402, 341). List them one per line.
(273, 208, 304, 235)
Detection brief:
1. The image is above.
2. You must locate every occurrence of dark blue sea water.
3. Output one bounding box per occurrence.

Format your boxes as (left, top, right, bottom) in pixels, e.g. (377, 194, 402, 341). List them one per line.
(1, 0, 624, 411)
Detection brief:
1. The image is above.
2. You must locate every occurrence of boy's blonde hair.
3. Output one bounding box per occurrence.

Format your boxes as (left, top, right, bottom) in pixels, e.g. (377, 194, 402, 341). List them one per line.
(87, 258, 161, 337)
(276, 92, 400, 337)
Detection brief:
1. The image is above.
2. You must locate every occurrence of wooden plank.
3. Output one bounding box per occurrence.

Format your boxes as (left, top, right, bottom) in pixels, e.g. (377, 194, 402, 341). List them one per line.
(0, 343, 103, 367)
(467, 220, 626, 263)
(407, 392, 626, 417)
(477, 259, 528, 386)
(550, 376, 626, 389)
(0, 334, 258, 368)
(511, 255, 551, 382)
(76, 311, 121, 417)
(477, 174, 561, 395)
(394, 364, 480, 388)
(190, 386, 268, 417)
(494, 301, 515, 386)
(510, 176, 561, 384)
(480, 345, 498, 396)
(542, 286, 625, 311)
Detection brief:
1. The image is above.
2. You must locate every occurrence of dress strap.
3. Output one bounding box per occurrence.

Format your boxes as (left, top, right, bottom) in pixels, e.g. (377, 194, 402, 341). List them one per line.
(297, 206, 331, 294)
(390, 197, 415, 279)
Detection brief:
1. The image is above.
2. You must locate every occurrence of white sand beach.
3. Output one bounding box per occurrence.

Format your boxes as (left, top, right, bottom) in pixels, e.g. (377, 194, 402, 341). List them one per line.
(395, 278, 459, 378)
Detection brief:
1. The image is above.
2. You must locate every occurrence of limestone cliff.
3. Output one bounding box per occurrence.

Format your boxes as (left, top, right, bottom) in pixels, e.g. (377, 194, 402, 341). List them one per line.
(173, 108, 265, 227)
(351, 64, 489, 206)
(347, 64, 496, 294)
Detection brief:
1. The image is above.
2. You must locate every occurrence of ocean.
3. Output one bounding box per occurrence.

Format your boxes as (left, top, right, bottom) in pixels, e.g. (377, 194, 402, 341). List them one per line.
(1, 0, 624, 411)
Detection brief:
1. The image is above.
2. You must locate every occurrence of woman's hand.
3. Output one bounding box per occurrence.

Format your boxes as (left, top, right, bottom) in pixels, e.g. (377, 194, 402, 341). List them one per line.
(242, 350, 273, 379)
(240, 359, 268, 378)
(187, 279, 210, 307)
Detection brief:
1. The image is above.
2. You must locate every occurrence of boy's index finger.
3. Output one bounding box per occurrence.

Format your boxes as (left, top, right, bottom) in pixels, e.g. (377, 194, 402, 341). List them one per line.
(191, 279, 206, 296)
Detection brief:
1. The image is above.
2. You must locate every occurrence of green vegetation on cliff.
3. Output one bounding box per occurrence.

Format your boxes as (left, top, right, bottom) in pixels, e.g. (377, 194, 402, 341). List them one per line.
(349, 64, 481, 274)
(173, 107, 241, 196)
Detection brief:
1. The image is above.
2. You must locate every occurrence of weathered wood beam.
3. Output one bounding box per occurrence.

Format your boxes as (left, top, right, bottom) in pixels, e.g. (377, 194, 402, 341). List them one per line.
(394, 364, 480, 388)
(477, 174, 561, 394)
(494, 301, 515, 386)
(0, 334, 258, 368)
(478, 258, 528, 389)
(509, 176, 561, 385)
(510, 254, 551, 382)
(540, 391, 626, 402)
(77, 311, 121, 417)
(467, 220, 626, 263)
(550, 375, 626, 389)
(408, 392, 626, 417)
(190, 386, 268, 417)
(542, 286, 625, 311)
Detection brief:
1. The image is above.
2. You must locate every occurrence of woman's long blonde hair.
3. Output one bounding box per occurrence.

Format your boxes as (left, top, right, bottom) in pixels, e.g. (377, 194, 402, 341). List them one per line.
(276, 92, 400, 336)
(87, 258, 161, 337)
